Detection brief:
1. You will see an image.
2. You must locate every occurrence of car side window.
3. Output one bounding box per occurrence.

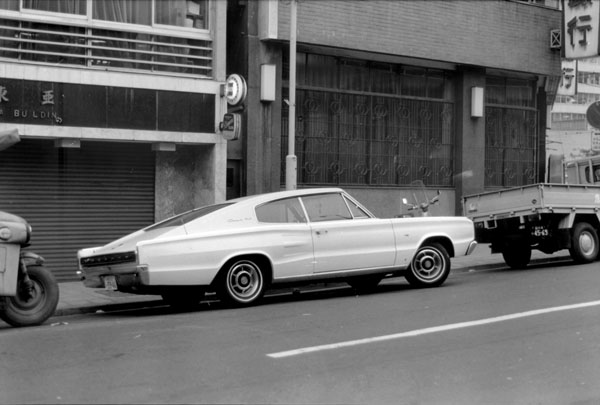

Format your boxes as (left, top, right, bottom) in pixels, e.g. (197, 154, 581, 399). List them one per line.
(256, 197, 307, 223)
(344, 195, 370, 218)
(302, 193, 352, 222)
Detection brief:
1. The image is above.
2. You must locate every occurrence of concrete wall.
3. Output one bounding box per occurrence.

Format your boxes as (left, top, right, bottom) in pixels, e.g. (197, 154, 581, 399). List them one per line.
(154, 142, 227, 221)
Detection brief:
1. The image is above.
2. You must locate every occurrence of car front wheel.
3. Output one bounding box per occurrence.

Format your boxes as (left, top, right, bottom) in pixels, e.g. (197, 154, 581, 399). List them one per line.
(405, 243, 450, 288)
(220, 259, 266, 306)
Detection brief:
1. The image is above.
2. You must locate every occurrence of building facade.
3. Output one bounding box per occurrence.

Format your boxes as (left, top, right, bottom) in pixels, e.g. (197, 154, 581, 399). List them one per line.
(226, 0, 563, 218)
(0, 0, 227, 280)
(549, 57, 600, 159)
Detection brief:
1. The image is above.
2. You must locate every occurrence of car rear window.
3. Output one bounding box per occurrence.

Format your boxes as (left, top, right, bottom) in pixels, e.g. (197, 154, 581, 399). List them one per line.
(144, 203, 233, 231)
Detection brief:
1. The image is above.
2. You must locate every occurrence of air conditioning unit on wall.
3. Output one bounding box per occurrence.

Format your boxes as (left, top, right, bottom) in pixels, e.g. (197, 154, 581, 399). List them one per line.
(550, 29, 561, 50)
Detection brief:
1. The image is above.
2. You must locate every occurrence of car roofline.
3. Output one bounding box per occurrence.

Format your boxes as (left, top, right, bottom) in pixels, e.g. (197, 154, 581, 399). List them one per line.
(227, 187, 346, 204)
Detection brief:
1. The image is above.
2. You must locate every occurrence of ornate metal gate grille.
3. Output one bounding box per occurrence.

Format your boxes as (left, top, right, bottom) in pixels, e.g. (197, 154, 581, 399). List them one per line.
(282, 89, 454, 187)
(484, 77, 538, 188)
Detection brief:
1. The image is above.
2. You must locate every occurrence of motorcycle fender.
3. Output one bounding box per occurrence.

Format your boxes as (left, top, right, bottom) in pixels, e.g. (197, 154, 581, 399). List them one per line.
(0, 244, 21, 296)
(19, 251, 45, 267)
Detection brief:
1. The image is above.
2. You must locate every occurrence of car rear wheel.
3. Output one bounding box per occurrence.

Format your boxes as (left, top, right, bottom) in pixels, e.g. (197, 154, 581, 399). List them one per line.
(220, 259, 266, 306)
(405, 243, 450, 288)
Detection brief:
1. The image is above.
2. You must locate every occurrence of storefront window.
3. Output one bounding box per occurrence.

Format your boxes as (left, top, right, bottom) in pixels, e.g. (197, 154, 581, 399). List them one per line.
(155, 0, 207, 29)
(0, 0, 212, 77)
(401, 67, 427, 98)
(485, 77, 538, 188)
(93, 0, 151, 25)
(0, 0, 18, 10)
(283, 52, 455, 188)
(23, 0, 86, 14)
(370, 63, 401, 95)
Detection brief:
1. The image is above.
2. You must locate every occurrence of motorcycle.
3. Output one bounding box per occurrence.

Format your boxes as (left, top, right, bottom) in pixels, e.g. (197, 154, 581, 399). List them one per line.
(401, 180, 440, 217)
(0, 129, 59, 327)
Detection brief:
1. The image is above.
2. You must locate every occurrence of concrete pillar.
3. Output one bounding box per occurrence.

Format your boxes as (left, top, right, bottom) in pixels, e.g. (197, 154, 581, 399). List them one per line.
(455, 68, 486, 215)
(154, 143, 226, 222)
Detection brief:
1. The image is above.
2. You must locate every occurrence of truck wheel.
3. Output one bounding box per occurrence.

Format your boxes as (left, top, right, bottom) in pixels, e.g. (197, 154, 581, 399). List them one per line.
(569, 222, 599, 264)
(405, 243, 450, 288)
(502, 245, 531, 269)
(0, 265, 59, 327)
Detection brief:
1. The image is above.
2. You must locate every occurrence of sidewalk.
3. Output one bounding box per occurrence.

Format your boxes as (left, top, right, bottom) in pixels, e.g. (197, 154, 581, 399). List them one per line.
(52, 244, 572, 319)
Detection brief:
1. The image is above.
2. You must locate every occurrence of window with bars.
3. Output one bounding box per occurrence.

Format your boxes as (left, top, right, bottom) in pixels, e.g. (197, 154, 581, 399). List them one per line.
(484, 77, 538, 188)
(0, 0, 212, 77)
(282, 53, 455, 188)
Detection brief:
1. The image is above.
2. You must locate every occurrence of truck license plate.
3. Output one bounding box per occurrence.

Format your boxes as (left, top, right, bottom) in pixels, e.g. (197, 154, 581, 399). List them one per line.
(103, 275, 117, 291)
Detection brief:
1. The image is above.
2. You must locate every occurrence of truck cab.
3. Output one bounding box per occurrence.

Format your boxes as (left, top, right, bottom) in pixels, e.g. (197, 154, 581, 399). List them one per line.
(548, 154, 600, 185)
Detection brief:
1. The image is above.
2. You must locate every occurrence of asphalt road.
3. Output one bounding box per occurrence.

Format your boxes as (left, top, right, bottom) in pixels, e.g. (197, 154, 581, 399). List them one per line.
(1, 261, 600, 404)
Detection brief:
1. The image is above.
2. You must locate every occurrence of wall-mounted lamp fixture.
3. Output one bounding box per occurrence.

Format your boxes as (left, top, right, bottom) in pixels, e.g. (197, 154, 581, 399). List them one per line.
(471, 87, 484, 118)
(260, 64, 276, 102)
(152, 142, 176, 152)
(54, 138, 80, 148)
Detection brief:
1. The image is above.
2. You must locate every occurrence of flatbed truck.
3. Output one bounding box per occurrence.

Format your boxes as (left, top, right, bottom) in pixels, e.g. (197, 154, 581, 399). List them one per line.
(462, 156, 600, 268)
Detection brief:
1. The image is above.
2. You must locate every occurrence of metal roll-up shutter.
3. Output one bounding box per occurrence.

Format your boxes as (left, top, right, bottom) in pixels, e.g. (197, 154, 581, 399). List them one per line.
(0, 139, 155, 281)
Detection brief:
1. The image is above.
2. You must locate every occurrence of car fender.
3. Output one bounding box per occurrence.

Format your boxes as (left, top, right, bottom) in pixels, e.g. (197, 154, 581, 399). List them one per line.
(213, 250, 275, 283)
(391, 217, 469, 266)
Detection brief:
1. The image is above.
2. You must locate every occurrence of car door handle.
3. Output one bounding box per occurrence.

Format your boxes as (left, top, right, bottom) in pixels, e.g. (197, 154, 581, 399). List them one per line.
(315, 230, 328, 236)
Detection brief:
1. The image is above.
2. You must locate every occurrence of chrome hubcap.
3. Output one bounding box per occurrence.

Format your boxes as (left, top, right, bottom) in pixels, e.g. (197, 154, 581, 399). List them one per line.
(227, 261, 262, 302)
(413, 248, 444, 281)
(579, 231, 595, 256)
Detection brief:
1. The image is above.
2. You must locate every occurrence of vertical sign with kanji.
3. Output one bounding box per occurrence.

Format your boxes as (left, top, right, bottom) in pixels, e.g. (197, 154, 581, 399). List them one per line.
(563, 0, 600, 59)
(558, 59, 578, 96)
(592, 132, 600, 151)
(564, 0, 598, 58)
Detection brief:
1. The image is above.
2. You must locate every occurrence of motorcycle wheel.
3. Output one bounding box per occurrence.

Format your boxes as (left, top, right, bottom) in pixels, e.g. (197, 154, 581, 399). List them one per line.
(0, 265, 59, 327)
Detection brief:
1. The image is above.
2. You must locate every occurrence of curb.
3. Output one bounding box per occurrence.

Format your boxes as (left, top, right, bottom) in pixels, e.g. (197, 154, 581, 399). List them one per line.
(451, 256, 572, 274)
(53, 299, 165, 318)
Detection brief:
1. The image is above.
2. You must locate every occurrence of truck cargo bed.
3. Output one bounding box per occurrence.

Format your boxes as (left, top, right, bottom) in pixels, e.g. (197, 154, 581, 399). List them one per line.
(463, 183, 600, 223)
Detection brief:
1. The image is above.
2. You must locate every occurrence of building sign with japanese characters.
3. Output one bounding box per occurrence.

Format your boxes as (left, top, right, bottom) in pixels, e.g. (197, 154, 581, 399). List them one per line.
(0, 79, 214, 133)
(593, 131, 600, 151)
(557, 60, 578, 96)
(563, 0, 600, 59)
(0, 82, 63, 124)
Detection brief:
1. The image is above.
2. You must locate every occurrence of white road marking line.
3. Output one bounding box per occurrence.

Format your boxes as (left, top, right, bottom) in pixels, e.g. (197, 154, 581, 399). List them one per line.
(267, 299, 600, 359)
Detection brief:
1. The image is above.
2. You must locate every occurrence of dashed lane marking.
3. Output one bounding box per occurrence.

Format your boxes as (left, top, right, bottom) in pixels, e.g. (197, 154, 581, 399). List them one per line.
(267, 299, 600, 359)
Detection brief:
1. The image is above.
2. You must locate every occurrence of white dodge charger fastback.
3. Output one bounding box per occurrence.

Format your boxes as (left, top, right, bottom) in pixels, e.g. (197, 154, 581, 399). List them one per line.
(78, 188, 477, 307)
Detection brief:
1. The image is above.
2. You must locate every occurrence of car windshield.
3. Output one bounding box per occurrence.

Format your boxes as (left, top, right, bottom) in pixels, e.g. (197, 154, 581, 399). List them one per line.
(144, 203, 233, 231)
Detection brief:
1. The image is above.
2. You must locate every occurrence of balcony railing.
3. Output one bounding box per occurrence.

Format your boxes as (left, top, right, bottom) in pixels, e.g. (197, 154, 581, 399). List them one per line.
(0, 17, 212, 78)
